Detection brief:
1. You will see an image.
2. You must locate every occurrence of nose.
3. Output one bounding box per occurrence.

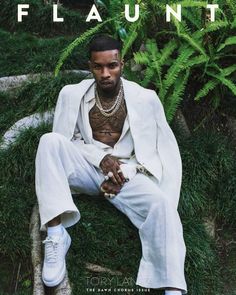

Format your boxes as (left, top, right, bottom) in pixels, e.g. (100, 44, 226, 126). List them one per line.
(101, 67, 111, 79)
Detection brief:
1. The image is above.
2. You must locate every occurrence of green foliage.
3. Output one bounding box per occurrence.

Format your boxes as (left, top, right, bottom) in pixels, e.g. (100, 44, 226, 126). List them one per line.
(53, 0, 236, 121)
(55, 18, 115, 77)
(1, 0, 236, 293)
(1, 74, 235, 293)
(133, 40, 193, 121)
(0, 0, 90, 37)
(0, 72, 87, 134)
(135, 1, 236, 121)
(0, 29, 88, 77)
(183, 218, 221, 294)
(1, 123, 234, 294)
(179, 131, 236, 222)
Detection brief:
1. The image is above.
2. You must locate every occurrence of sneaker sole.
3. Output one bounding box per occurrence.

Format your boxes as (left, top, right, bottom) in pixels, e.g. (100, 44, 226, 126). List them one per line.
(43, 232, 71, 287)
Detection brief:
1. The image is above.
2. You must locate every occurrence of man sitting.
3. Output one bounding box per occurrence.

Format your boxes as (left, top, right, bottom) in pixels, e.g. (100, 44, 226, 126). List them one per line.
(35, 35, 187, 294)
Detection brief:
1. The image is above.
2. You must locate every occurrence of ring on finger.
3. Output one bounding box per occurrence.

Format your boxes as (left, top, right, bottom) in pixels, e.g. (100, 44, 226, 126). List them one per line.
(104, 193, 115, 199)
(108, 171, 114, 178)
(100, 187, 106, 193)
(117, 169, 122, 173)
(104, 175, 109, 181)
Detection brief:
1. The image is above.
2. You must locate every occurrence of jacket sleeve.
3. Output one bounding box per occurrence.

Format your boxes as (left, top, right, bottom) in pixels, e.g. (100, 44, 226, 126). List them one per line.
(53, 86, 109, 168)
(72, 132, 110, 168)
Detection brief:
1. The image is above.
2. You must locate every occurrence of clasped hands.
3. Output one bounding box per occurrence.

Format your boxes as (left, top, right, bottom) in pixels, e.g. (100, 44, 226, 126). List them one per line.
(99, 154, 126, 198)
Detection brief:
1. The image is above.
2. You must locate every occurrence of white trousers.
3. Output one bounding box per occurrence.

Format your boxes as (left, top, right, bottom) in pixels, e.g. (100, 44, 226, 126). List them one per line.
(35, 132, 187, 293)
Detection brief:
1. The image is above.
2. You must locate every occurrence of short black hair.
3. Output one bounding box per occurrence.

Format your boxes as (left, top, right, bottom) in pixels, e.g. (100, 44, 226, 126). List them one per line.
(88, 35, 122, 58)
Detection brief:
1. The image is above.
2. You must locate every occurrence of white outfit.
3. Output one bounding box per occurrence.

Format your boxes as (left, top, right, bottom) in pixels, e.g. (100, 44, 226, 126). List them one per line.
(35, 78, 187, 293)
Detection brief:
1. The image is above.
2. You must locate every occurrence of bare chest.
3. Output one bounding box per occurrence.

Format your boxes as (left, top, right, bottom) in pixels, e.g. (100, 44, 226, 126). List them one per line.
(89, 98, 127, 147)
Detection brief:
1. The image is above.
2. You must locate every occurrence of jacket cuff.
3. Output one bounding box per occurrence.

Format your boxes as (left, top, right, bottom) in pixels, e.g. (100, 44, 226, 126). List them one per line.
(88, 150, 110, 169)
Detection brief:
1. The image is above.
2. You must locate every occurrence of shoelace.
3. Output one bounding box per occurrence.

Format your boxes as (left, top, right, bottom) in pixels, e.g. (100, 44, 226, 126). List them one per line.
(42, 236, 60, 263)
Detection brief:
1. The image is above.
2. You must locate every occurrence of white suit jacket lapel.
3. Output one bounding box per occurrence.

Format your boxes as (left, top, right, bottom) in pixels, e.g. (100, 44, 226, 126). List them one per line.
(67, 79, 95, 138)
(122, 78, 141, 136)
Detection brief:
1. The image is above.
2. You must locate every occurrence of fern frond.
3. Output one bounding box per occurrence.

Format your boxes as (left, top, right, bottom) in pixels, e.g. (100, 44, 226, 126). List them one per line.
(121, 1, 148, 58)
(134, 51, 149, 65)
(231, 19, 236, 29)
(207, 72, 236, 96)
(182, 8, 202, 30)
(194, 80, 218, 101)
(146, 39, 159, 59)
(150, 40, 177, 90)
(178, 20, 192, 34)
(221, 65, 236, 77)
(54, 18, 114, 77)
(203, 20, 229, 34)
(122, 30, 138, 58)
(217, 36, 236, 52)
(186, 55, 209, 67)
(160, 46, 194, 98)
(225, 0, 236, 18)
(165, 69, 190, 122)
(158, 40, 177, 67)
(180, 1, 207, 8)
(142, 67, 155, 87)
(179, 32, 206, 56)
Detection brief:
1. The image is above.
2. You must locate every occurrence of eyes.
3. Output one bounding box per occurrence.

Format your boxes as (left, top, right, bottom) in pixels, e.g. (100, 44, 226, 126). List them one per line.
(93, 62, 119, 70)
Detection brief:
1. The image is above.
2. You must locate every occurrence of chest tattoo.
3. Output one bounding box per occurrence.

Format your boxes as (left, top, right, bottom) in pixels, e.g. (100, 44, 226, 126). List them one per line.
(89, 96, 127, 146)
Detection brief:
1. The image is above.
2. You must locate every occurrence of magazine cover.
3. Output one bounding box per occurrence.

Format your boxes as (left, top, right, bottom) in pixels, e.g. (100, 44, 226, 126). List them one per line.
(0, 1, 236, 294)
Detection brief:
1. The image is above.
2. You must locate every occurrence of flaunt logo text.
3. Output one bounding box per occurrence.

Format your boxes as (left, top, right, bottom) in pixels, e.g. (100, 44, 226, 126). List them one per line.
(17, 4, 219, 23)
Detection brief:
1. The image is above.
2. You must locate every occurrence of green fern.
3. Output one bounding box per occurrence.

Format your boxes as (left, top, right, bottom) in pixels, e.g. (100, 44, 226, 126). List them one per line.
(221, 65, 236, 77)
(207, 72, 236, 96)
(142, 67, 155, 87)
(121, 5, 148, 58)
(186, 55, 209, 68)
(180, 0, 207, 8)
(54, 18, 115, 77)
(158, 40, 178, 67)
(217, 36, 236, 52)
(194, 80, 219, 101)
(231, 19, 236, 29)
(179, 32, 206, 56)
(181, 8, 202, 30)
(134, 51, 149, 65)
(224, 0, 236, 18)
(203, 20, 229, 34)
(165, 69, 190, 122)
(121, 30, 138, 58)
(160, 46, 195, 99)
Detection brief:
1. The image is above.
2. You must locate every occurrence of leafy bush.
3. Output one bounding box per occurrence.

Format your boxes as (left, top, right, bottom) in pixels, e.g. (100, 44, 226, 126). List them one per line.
(0, 29, 89, 77)
(0, 0, 90, 37)
(54, 0, 236, 123)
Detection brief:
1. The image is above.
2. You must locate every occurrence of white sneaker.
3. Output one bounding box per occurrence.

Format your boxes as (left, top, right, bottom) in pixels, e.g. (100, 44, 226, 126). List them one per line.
(42, 227, 71, 287)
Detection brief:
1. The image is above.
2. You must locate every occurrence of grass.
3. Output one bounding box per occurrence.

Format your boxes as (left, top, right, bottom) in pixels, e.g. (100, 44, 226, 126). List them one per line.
(0, 29, 89, 77)
(0, 72, 88, 135)
(1, 123, 234, 294)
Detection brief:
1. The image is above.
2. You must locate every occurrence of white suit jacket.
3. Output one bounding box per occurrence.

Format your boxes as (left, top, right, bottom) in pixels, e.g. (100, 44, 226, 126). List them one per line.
(53, 77, 182, 207)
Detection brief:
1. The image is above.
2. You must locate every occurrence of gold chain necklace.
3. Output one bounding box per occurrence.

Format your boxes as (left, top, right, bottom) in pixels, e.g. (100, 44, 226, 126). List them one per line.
(95, 82, 124, 117)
